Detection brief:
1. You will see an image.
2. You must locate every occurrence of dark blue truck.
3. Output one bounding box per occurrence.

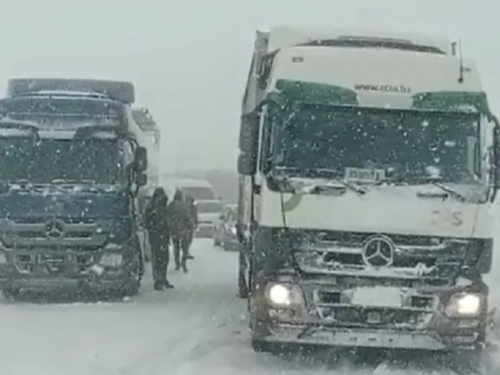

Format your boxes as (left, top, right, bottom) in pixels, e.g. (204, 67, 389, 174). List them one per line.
(0, 78, 149, 298)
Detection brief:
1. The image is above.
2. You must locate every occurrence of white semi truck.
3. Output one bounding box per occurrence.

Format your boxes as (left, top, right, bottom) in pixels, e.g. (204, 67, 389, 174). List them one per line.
(236, 26, 500, 373)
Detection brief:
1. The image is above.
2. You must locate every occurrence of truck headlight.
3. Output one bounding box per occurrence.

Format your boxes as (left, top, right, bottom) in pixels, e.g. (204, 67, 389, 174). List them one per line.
(445, 293, 483, 317)
(266, 283, 304, 307)
(99, 253, 123, 267)
(230, 226, 237, 235)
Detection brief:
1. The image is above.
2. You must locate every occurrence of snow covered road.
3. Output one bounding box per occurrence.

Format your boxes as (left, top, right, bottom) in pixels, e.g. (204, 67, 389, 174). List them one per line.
(0, 238, 497, 375)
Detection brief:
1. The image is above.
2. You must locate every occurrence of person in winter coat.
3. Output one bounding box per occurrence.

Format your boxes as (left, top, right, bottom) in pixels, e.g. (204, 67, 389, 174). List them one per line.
(145, 187, 174, 290)
(185, 196, 198, 260)
(167, 189, 194, 273)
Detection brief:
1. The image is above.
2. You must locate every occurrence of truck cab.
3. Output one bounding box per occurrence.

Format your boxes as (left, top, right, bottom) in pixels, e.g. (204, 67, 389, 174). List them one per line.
(0, 78, 149, 298)
(237, 27, 500, 372)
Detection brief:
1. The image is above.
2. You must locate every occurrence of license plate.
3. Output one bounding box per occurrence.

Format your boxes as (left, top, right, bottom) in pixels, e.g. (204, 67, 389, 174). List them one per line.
(39, 254, 66, 264)
(351, 287, 402, 308)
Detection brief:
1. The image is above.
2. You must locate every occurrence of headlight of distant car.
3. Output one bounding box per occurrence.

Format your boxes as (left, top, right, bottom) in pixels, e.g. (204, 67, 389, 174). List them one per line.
(445, 293, 483, 317)
(225, 224, 237, 234)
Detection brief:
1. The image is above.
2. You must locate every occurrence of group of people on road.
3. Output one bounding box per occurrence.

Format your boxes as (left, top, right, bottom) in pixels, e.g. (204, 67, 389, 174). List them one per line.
(144, 187, 198, 290)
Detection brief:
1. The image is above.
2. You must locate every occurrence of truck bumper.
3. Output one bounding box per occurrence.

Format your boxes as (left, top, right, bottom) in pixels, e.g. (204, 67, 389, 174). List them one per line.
(0, 274, 134, 293)
(250, 278, 488, 353)
(252, 321, 483, 351)
(0, 253, 139, 294)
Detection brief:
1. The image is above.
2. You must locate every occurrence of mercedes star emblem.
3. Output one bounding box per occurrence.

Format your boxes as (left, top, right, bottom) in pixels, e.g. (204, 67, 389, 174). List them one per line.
(45, 219, 65, 239)
(366, 311, 382, 324)
(362, 235, 395, 267)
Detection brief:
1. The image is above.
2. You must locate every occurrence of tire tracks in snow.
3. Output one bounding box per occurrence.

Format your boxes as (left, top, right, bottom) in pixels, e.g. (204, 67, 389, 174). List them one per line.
(115, 307, 212, 375)
(114, 285, 239, 375)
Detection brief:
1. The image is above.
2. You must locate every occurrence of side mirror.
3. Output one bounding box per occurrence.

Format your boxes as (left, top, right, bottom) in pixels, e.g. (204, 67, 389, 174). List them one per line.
(135, 147, 148, 172)
(237, 152, 257, 176)
(490, 115, 500, 202)
(136, 173, 147, 187)
(235, 221, 246, 245)
(237, 112, 259, 176)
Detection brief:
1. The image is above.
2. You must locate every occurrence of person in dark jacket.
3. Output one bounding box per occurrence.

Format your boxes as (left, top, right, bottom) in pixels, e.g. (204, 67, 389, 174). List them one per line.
(145, 187, 174, 290)
(185, 196, 198, 260)
(167, 189, 193, 273)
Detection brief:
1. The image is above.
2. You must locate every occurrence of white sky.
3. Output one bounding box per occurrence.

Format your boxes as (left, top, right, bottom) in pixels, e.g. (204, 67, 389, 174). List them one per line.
(0, 0, 497, 171)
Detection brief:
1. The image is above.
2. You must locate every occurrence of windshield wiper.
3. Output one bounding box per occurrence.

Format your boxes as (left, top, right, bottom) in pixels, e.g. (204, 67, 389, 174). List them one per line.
(272, 167, 367, 196)
(379, 176, 467, 202)
(7, 179, 30, 184)
(429, 180, 467, 202)
(51, 179, 96, 185)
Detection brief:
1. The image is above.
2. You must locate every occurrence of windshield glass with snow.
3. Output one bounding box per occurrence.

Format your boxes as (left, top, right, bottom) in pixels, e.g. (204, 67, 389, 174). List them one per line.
(0, 97, 124, 129)
(270, 104, 481, 184)
(0, 137, 127, 184)
(182, 186, 215, 200)
(196, 201, 223, 213)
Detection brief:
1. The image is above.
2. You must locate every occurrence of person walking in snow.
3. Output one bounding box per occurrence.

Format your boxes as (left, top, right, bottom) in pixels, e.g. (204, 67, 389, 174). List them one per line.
(167, 189, 193, 273)
(185, 195, 198, 260)
(145, 187, 174, 290)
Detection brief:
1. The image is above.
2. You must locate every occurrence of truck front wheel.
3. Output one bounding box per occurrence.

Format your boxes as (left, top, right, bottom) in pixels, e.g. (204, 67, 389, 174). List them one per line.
(452, 348, 493, 375)
(121, 254, 142, 297)
(123, 276, 141, 297)
(2, 287, 21, 300)
(251, 339, 274, 353)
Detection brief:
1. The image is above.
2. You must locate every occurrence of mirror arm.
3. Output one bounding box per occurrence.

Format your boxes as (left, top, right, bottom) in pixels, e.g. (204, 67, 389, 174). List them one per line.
(490, 114, 500, 202)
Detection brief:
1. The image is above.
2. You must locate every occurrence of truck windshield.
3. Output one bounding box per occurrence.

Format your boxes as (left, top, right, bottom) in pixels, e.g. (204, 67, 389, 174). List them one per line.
(0, 137, 127, 184)
(196, 201, 223, 213)
(0, 97, 124, 129)
(182, 187, 215, 200)
(271, 104, 481, 184)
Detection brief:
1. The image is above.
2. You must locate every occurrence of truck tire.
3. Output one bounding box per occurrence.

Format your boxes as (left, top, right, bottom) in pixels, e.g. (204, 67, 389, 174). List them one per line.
(121, 253, 142, 297)
(451, 348, 493, 375)
(251, 339, 274, 353)
(2, 287, 21, 300)
(466, 348, 492, 375)
(123, 277, 141, 297)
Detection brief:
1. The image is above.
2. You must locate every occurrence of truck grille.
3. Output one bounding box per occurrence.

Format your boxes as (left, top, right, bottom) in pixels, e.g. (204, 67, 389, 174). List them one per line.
(300, 282, 436, 329)
(292, 230, 483, 284)
(14, 252, 95, 274)
(0, 217, 106, 249)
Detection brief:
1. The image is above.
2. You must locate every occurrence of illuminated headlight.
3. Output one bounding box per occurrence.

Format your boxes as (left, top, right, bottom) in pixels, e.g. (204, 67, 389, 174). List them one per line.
(445, 293, 483, 317)
(99, 253, 123, 267)
(266, 283, 304, 307)
(230, 226, 237, 235)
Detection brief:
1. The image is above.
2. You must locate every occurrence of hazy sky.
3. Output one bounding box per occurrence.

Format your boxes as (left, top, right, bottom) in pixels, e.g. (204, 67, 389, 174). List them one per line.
(0, 0, 497, 172)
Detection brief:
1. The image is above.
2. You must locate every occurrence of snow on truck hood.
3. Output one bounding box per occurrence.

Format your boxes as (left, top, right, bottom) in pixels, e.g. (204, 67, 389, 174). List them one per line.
(259, 179, 492, 239)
